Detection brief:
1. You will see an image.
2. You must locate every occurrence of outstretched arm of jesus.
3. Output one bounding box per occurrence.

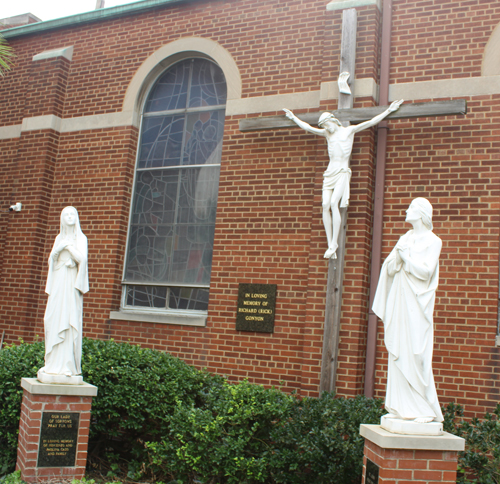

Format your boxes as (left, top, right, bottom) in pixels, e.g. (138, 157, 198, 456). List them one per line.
(283, 108, 326, 136)
(351, 99, 404, 134)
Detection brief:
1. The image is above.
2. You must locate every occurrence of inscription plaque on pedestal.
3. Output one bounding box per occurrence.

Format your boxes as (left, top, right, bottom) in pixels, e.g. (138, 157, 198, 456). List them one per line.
(236, 283, 277, 333)
(365, 459, 379, 484)
(37, 412, 79, 467)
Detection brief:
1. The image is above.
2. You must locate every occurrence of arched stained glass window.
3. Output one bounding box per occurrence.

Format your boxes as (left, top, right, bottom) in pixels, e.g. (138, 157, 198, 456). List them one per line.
(122, 58, 226, 312)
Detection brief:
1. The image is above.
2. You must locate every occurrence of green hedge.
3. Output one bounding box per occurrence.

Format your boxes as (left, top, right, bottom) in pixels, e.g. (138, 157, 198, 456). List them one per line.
(80, 338, 223, 462)
(0, 341, 45, 475)
(1, 340, 499, 484)
(0, 339, 223, 476)
(148, 386, 385, 484)
(444, 403, 500, 484)
(148, 380, 295, 483)
(267, 393, 385, 484)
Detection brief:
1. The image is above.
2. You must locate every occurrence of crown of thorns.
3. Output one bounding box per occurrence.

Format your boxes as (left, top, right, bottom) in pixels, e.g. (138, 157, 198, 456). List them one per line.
(318, 112, 341, 127)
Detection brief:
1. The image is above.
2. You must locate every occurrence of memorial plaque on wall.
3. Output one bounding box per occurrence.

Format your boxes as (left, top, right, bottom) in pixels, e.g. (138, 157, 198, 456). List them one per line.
(365, 459, 379, 484)
(37, 412, 80, 467)
(236, 283, 277, 332)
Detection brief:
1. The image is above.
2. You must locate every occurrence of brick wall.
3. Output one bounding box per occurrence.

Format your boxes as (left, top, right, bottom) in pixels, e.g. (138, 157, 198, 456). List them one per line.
(391, 0, 500, 83)
(363, 439, 460, 484)
(0, 0, 498, 415)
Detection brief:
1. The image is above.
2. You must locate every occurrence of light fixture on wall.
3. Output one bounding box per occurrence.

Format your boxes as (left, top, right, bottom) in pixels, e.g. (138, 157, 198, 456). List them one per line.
(1, 203, 22, 213)
(9, 202, 22, 212)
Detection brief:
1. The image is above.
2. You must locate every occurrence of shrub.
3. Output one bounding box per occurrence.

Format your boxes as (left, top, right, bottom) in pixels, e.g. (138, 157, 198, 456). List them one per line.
(0, 341, 44, 475)
(1, 340, 498, 484)
(444, 402, 500, 484)
(148, 380, 294, 483)
(147, 386, 385, 484)
(266, 393, 385, 484)
(0, 470, 25, 484)
(0, 339, 223, 478)
(81, 338, 223, 467)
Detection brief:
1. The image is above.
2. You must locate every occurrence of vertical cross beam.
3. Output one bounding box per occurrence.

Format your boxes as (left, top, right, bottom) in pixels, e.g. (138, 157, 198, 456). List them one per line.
(320, 8, 357, 393)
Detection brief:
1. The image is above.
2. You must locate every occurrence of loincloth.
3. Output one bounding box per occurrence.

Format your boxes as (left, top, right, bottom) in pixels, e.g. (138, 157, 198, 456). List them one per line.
(323, 167, 352, 208)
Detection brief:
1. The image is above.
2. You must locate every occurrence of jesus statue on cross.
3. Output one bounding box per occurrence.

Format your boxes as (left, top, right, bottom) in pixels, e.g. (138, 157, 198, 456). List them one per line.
(283, 99, 403, 259)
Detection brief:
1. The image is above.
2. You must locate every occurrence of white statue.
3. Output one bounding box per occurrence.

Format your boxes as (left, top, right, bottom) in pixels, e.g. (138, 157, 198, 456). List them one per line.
(372, 198, 443, 427)
(283, 100, 403, 259)
(38, 207, 89, 385)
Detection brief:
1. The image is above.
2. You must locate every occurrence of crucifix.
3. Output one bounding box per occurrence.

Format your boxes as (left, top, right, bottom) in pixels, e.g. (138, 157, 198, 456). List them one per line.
(283, 100, 403, 260)
(239, 8, 466, 394)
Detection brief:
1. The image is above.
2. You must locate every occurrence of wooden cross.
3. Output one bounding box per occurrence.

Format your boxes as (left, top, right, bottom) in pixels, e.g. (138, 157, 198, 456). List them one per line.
(239, 9, 466, 394)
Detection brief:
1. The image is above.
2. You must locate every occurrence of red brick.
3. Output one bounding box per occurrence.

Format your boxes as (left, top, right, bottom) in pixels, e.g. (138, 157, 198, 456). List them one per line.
(0, 0, 498, 417)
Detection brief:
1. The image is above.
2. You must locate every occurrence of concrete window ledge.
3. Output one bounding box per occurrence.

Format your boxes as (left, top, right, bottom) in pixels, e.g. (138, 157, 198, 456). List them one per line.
(109, 310, 207, 327)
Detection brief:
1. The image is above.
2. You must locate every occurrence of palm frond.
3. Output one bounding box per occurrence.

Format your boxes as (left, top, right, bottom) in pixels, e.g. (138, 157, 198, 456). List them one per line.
(0, 34, 15, 76)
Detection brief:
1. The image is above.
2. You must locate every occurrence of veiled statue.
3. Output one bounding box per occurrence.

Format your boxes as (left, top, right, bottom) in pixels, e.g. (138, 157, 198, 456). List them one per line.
(38, 206, 88, 384)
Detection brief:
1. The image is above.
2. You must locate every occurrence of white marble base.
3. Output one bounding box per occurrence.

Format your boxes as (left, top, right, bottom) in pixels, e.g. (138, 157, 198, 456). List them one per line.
(37, 369, 83, 385)
(22, 377, 97, 396)
(360, 424, 464, 451)
(381, 415, 443, 436)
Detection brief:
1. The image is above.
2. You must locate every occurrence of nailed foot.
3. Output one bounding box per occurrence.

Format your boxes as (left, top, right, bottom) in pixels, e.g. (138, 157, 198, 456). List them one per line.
(324, 248, 337, 259)
(324, 244, 338, 259)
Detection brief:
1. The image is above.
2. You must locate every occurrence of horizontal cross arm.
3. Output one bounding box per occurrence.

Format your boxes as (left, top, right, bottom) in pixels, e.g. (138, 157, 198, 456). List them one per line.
(239, 99, 467, 132)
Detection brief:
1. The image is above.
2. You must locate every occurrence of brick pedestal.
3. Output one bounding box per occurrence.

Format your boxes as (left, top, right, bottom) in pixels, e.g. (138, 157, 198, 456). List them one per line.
(360, 424, 465, 484)
(16, 378, 97, 483)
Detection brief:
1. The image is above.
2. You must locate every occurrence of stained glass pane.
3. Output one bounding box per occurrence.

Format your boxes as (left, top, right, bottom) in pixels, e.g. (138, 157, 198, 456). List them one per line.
(124, 58, 226, 309)
(168, 224, 215, 285)
(131, 169, 179, 225)
(145, 61, 190, 113)
(182, 110, 225, 166)
(188, 59, 227, 108)
(126, 285, 168, 308)
(138, 115, 184, 169)
(169, 287, 209, 311)
(125, 166, 220, 285)
(124, 224, 174, 282)
(177, 166, 220, 225)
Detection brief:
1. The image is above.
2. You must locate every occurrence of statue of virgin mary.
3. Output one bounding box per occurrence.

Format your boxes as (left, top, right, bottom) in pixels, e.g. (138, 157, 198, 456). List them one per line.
(38, 207, 89, 385)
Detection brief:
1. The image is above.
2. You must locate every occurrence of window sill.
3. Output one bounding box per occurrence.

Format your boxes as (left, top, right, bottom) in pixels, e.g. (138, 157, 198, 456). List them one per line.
(109, 309, 207, 327)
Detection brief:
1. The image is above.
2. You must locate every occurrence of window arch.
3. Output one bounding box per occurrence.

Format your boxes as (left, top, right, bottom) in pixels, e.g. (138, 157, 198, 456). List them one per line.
(482, 21, 500, 76)
(122, 58, 226, 314)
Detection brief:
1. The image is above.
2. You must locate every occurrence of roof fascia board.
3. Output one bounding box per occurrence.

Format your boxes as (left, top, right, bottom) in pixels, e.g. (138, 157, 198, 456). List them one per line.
(2, 0, 202, 38)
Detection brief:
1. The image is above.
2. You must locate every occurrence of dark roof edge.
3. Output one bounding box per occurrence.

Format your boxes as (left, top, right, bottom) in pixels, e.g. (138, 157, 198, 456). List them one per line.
(2, 0, 198, 39)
